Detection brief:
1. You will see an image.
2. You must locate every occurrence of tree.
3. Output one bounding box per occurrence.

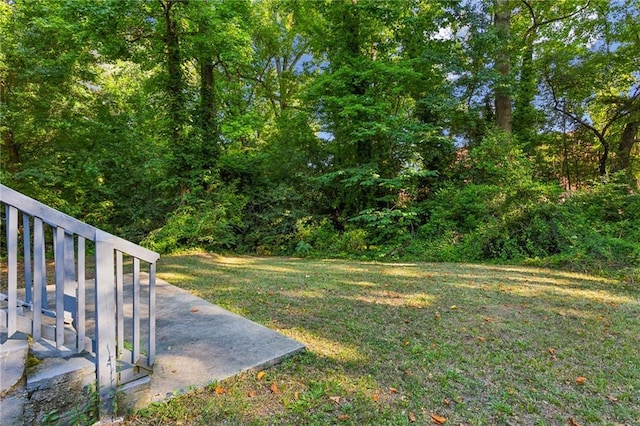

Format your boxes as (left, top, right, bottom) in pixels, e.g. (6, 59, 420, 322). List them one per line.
(540, 0, 640, 178)
(492, 0, 513, 134)
(513, 0, 592, 147)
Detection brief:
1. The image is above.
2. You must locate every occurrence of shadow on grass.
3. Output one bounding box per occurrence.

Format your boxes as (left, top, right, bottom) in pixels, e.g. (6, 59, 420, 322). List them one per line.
(146, 253, 640, 425)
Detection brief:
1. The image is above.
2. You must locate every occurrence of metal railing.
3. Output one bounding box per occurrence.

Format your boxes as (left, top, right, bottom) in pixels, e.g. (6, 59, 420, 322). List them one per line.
(0, 184, 159, 415)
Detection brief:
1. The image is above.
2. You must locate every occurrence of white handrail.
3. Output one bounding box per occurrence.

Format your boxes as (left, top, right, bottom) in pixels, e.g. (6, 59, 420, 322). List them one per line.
(0, 184, 159, 263)
(1, 183, 159, 419)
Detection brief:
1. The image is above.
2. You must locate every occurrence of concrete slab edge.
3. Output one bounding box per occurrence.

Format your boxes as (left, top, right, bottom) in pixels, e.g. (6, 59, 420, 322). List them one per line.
(151, 344, 306, 402)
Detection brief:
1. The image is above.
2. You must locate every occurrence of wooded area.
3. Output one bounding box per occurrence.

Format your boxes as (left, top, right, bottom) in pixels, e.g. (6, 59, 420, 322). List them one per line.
(1, 0, 638, 274)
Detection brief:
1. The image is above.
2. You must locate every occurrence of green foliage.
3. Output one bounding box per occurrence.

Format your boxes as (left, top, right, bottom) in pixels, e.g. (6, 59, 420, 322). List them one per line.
(294, 218, 370, 258)
(416, 173, 640, 275)
(461, 130, 534, 186)
(143, 185, 247, 254)
(2, 0, 638, 280)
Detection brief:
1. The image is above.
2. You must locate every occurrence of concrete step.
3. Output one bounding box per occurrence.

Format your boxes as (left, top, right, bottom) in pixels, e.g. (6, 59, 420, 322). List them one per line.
(0, 333, 28, 425)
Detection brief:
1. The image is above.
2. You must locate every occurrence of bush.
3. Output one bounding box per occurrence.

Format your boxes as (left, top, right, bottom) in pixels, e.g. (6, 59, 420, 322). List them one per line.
(294, 218, 370, 258)
(465, 179, 640, 272)
(411, 157, 640, 276)
(142, 185, 246, 253)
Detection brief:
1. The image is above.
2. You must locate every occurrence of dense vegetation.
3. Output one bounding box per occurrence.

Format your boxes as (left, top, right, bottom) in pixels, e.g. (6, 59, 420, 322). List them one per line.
(1, 0, 638, 277)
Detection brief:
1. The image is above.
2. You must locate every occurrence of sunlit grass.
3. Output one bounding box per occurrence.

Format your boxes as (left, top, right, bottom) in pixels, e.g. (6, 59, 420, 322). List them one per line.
(127, 252, 640, 425)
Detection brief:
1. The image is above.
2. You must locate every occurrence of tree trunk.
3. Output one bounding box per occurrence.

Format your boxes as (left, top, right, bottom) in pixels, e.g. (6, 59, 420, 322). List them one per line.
(514, 39, 536, 146)
(612, 121, 639, 173)
(199, 58, 220, 168)
(2, 128, 21, 174)
(0, 74, 21, 173)
(493, 0, 512, 134)
(200, 60, 216, 139)
(161, 0, 185, 145)
(597, 134, 609, 177)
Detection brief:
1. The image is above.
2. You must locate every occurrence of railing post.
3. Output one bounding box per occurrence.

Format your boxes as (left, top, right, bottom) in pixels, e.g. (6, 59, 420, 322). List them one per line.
(33, 217, 45, 340)
(54, 227, 66, 347)
(94, 230, 117, 418)
(23, 214, 32, 304)
(6, 205, 18, 336)
(148, 262, 156, 367)
(63, 231, 77, 325)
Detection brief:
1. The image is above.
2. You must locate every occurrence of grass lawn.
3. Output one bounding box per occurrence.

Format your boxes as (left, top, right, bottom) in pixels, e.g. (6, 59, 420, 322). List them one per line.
(127, 251, 640, 425)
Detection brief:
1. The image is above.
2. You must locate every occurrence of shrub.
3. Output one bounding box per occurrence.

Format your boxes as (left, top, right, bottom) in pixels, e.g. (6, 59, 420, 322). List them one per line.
(142, 185, 246, 253)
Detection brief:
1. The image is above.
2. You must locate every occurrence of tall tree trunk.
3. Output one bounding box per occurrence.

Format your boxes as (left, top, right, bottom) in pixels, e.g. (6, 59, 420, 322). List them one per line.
(342, 1, 370, 167)
(200, 60, 216, 139)
(199, 58, 220, 166)
(493, 0, 512, 134)
(612, 121, 639, 173)
(161, 0, 185, 145)
(514, 39, 536, 145)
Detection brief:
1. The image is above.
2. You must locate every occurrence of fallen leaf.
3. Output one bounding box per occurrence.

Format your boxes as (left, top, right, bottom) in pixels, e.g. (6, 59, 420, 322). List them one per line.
(337, 414, 350, 421)
(247, 390, 256, 397)
(190, 307, 199, 313)
(294, 391, 299, 400)
(270, 382, 279, 394)
(329, 396, 341, 404)
(389, 387, 398, 393)
(484, 317, 492, 322)
(215, 386, 225, 395)
(408, 411, 417, 422)
(442, 398, 450, 406)
(568, 417, 581, 426)
(257, 371, 266, 380)
(558, 311, 567, 317)
(404, 319, 411, 324)
(450, 305, 457, 310)
(372, 394, 380, 402)
(576, 376, 587, 384)
(430, 413, 447, 424)
(548, 348, 556, 355)
(477, 336, 485, 341)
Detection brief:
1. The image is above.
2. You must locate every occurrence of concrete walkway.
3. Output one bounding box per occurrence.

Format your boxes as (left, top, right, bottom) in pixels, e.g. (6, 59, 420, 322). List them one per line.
(150, 278, 305, 401)
(5, 276, 305, 404)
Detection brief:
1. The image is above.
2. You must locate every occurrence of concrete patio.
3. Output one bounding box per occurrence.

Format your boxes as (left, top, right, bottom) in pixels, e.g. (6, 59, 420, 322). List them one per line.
(149, 277, 305, 401)
(1, 277, 305, 423)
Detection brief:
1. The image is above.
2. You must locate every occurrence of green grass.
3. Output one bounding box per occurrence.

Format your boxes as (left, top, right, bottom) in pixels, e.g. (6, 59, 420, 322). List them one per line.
(126, 251, 640, 425)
